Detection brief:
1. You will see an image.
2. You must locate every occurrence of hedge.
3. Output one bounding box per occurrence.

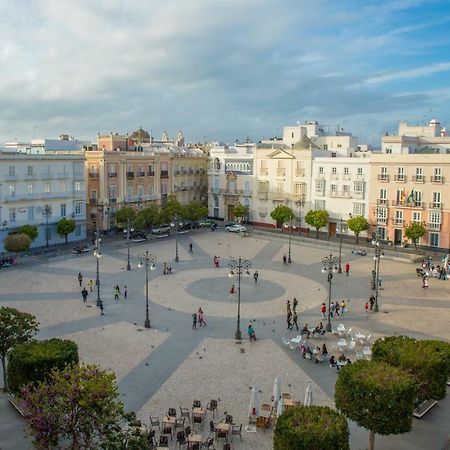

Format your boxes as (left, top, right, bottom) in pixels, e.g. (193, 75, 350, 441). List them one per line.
(273, 405, 349, 450)
(7, 338, 79, 394)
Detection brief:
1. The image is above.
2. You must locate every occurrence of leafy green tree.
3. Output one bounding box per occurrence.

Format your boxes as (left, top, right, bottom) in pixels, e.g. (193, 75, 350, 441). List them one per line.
(0, 307, 39, 392)
(115, 207, 137, 230)
(304, 210, 329, 238)
(161, 196, 183, 223)
(182, 201, 209, 228)
(335, 360, 416, 450)
(372, 336, 450, 402)
(273, 405, 349, 450)
(404, 222, 426, 249)
(20, 364, 125, 450)
(270, 205, 294, 228)
(56, 218, 76, 244)
(3, 233, 32, 263)
(134, 204, 161, 231)
(18, 225, 38, 242)
(234, 203, 249, 223)
(7, 338, 79, 394)
(346, 215, 369, 244)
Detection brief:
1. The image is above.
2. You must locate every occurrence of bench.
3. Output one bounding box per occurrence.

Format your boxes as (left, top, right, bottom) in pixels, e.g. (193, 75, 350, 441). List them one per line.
(155, 234, 169, 239)
(413, 399, 437, 418)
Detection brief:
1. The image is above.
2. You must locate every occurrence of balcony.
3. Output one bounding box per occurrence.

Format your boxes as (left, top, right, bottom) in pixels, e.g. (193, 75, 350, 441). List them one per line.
(108, 172, 117, 178)
(6, 174, 17, 180)
(137, 171, 145, 177)
(207, 168, 221, 175)
(125, 194, 159, 203)
(188, 168, 194, 174)
(394, 175, 406, 182)
(242, 190, 252, 197)
(428, 222, 441, 230)
(24, 173, 36, 179)
(378, 199, 388, 205)
(147, 171, 155, 177)
(161, 171, 169, 178)
(90, 213, 97, 220)
(89, 172, 99, 179)
(315, 189, 325, 197)
(89, 198, 98, 205)
(257, 190, 268, 200)
(259, 169, 268, 176)
(391, 218, 405, 227)
(126, 171, 134, 179)
(429, 202, 443, 209)
(295, 169, 305, 177)
(210, 187, 220, 194)
(377, 174, 390, 182)
(377, 217, 388, 225)
(329, 191, 351, 198)
(391, 200, 424, 208)
(432, 176, 444, 183)
(108, 198, 117, 204)
(412, 175, 425, 183)
(276, 169, 286, 177)
(331, 174, 339, 180)
(353, 191, 365, 199)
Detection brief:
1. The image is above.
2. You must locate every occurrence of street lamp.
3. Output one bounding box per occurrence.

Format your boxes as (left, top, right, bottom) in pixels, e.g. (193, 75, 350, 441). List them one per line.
(338, 218, 343, 273)
(372, 236, 383, 312)
(295, 198, 305, 234)
(171, 214, 180, 262)
(42, 204, 52, 248)
(93, 227, 102, 308)
(137, 250, 156, 328)
(228, 257, 252, 340)
(321, 253, 340, 332)
(284, 220, 293, 264)
(126, 217, 131, 270)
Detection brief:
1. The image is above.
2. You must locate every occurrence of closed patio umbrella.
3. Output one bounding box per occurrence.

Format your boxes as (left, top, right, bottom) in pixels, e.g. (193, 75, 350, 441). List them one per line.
(249, 384, 260, 417)
(273, 376, 281, 405)
(276, 396, 285, 417)
(304, 381, 313, 407)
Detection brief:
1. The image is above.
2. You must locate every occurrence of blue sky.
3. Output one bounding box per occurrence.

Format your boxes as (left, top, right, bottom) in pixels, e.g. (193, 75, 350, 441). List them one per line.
(1, 0, 450, 145)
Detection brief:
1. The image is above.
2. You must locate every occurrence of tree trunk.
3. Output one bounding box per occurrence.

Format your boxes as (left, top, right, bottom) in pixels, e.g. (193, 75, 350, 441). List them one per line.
(1, 357, 7, 392)
(356, 233, 359, 244)
(414, 240, 417, 250)
(316, 228, 319, 239)
(65, 235, 68, 244)
(369, 430, 375, 450)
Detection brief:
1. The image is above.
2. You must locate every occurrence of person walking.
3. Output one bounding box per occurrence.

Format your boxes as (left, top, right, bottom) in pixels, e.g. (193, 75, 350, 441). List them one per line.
(253, 270, 259, 283)
(189, 243, 193, 254)
(364, 301, 369, 313)
(78, 272, 83, 287)
(321, 302, 327, 319)
(81, 287, 88, 303)
(345, 262, 350, 276)
(335, 302, 340, 316)
(114, 285, 120, 301)
(247, 324, 256, 341)
(286, 300, 291, 314)
(88, 279, 94, 292)
(293, 297, 298, 313)
(198, 308, 206, 327)
(292, 311, 299, 331)
(283, 254, 287, 266)
(99, 300, 104, 315)
(341, 299, 346, 314)
(124, 286, 127, 300)
(192, 312, 197, 329)
(369, 295, 375, 310)
(287, 309, 293, 330)
(330, 301, 335, 319)
(229, 284, 235, 301)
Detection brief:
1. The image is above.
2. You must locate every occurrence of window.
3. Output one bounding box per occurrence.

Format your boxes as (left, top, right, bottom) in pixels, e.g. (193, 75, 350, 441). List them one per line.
(293, 183, 305, 195)
(330, 184, 337, 193)
(109, 164, 116, 175)
(44, 183, 51, 193)
(434, 167, 442, 181)
(432, 192, 441, 207)
(415, 167, 423, 180)
(27, 166, 33, 176)
(429, 232, 439, 247)
(8, 166, 15, 176)
(332, 167, 337, 175)
(75, 225, 81, 236)
(353, 203, 364, 215)
(27, 207, 34, 221)
(127, 186, 133, 198)
(137, 185, 144, 197)
(343, 185, 350, 195)
(429, 210, 441, 225)
(354, 181, 364, 193)
(412, 211, 421, 223)
(314, 200, 325, 210)
(138, 164, 143, 174)
(258, 181, 268, 192)
(148, 185, 154, 195)
(344, 167, 349, 175)
(380, 167, 388, 180)
(161, 183, 168, 195)
(9, 184, 15, 196)
(357, 167, 363, 175)
(44, 165, 51, 175)
(315, 179, 325, 191)
(276, 161, 285, 176)
(244, 180, 251, 193)
(276, 181, 284, 193)
(318, 167, 324, 174)
(323, 144, 328, 150)
(377, 207, 387, 224)
(74, 201, 83, 215)
(108, 186, 116, 199)
(74, 181, 81, 192)
(395, 210, 403, 225)
(148, 164, 153, 174)
(127, 164, 133, 173)
(9, 208, 16, 222)
(414, 190, 422, 207)
(291, 132, 294, 138)
(379, 189, 387, 204)
(60, 181, 66, 192)
(27, 184, 33, 194)
(61, 204, 66, 217)
(397, 167, 404, 180)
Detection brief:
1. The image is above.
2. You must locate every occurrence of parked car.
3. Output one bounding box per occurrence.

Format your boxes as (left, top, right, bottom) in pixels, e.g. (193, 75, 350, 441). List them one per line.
(199, 218, 216, 228)
(152, 225, 171, 235)
(72, 244, 90, 254)
(130, 231, 147, 242)
(224, 221, 238, 228)
(226, 224, 247, 233)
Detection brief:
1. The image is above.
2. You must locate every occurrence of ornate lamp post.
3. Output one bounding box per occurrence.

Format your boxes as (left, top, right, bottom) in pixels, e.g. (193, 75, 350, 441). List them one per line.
(338, 218, 343, 273)
(171, 214, 180, 262)
(372, 236, 383, 312)
(321, 253, 340, 332)
(126, 217, 131, 270)
(93, 227, 102, 307)
(138, 250, 156, 328)
(42, 204, 52, 248)
(228, 257, 252, 340)
(295, 197, 305, 235)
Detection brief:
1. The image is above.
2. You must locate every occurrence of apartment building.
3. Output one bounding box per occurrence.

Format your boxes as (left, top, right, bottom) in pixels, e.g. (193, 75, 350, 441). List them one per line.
(207, 142, 255, 221)
(0, 152, 86, 250)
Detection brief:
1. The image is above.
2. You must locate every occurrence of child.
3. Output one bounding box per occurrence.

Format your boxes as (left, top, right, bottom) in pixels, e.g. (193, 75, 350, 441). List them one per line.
(247, 324, 256, 341)
(364, 301, 369, 313)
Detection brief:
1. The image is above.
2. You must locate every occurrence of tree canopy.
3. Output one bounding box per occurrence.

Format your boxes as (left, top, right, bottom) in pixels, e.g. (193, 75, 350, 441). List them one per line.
(115, 207, 137, 228)
(234, 203, 249, 222)
(271, 205, 294, 228)
(18, 225, 38, 242)
(161, 196, 183, 223)
(346, 216, 369, 244)
(3, 233, 32, 261)
(0, 306, 39, 392)
(404, 222, 426, 249)
(134, 204, 161, 230)
(304, 210, 329, 238)
(182, 201, 209, 227)
(56, 218, 76, 244)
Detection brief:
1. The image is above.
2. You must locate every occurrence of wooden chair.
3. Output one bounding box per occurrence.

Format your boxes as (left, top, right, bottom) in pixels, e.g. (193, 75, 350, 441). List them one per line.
(185, 425, 192, 437)
(192, 413, 204, 429)
(149, 415, 160, 431)
(162, 423, 173, 441)
(168, 407, 177, 417)
(231, 423, 242, 442)
(180, 406, 191, 423)
(225, 414, 233, 424)
(201, 437, 215, 449)
(147, 429, 157, 448)
(187, 443, 200, 450)
(216, 428, 228, 442)
(256, 416, 269, 431)
(159, 435, 169, 447)
(175, 417, 185, 431)
(192, 400, 202, 409)
(206, 399, 218, 417)
(261, 403, 272, 411)
(282, 393, 291, 399)
(176, 430, 187, 447)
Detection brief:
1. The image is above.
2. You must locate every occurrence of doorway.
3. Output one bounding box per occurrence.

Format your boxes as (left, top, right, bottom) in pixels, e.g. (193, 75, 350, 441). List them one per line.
(328, 222, 337, 238)
(227, 205, 235, 221)
(394, 229, 402, 246)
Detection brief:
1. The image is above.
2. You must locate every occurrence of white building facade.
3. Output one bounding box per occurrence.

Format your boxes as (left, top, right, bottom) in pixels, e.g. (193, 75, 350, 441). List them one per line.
(0, 152, 86, 251)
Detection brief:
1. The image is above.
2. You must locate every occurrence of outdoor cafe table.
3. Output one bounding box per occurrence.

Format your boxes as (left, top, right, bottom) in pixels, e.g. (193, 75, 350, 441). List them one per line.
(162, 416, 176, 428)
(192, 407, 206, 416)
(257, 410, 271, 419)
(284, 399, 294, 407)
(355, 332, 366, 340)
(216, 422, 231, 432)
(337, 324, 346, 332)
(188, 433, 202, 444)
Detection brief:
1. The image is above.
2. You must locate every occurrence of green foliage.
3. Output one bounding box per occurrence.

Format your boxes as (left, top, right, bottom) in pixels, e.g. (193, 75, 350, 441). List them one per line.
(304, 210, 329, 238)
(18, 224, 38, 241)
(7, 338, 79, 394)
(56, 218, 76, 244)
(4, 233, 32, 257)
(182, 201, 209, 227)
(372, 336, 450, 402)
(346, 216, 369, 244)
(273, 405, 349, 450)
(134, 204, 161, 230)
(0, 307, 39, 391)
(20, 364, 125, 450)
(115, 207, 137, 228)
(404, 222, 426, 249)
(161, 196, 183, 222)
(270, 205, 295, 227)
(335, 360, 416, 450)
(234, 203, 248, 222)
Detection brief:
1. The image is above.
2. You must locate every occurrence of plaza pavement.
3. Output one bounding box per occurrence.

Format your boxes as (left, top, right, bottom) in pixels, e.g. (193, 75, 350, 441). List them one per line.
(0, 229, 449, 450)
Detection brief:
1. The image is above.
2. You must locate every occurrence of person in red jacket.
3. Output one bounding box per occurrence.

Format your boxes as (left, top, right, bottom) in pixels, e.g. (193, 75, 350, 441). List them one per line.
(345, 262, 350, 276)
(321, 302, 327, 319)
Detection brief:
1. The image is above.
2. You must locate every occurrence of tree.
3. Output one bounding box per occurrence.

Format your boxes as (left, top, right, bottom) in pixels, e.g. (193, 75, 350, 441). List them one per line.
(115, 207, 137, 230)
(20, 364, 125, 450)
(270, 205, 294, 228)
(7, 338, 79, 394)
(182, 201, 208, 228)
(346, 215, 369, 244)
(0, 307, 39, 392)
(273, 404, 349, 450)
(19, 224, 38, 242)
(134, 204, 161, 231)
(372, 336, 450, 402)
(335, 360, 416, 450)
(161, 196, 183, 223)
(234, 203, 248, 223)
(56, 218, 76, 244)
(3, 233, 32, 262)
(404, 222, 426, 249)
(304, 210, 329, 238)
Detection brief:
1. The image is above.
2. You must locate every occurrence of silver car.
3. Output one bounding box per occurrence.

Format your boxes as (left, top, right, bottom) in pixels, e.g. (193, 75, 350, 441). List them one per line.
(225, 224, 247, 233)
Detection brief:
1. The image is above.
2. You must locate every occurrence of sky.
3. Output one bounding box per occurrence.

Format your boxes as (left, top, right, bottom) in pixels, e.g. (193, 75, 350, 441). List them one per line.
(1, 0, 450, 145)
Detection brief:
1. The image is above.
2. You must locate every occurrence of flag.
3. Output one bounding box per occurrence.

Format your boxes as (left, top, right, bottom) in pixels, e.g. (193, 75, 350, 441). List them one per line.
(407, 189, 415, 204)
(401, 190, 406, 205)
(396, 190, 400, 204)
